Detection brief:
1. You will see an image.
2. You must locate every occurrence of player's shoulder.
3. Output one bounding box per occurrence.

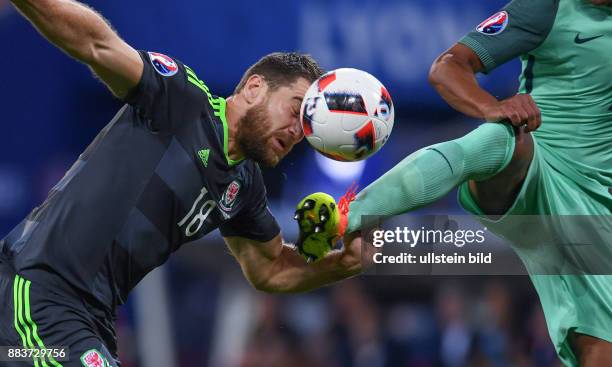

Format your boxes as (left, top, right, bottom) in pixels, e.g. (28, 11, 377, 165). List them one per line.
(216, 160, 266, 209)
(500, 0, 559, 34)
(180, 61, 228, 120)
(473, 0, 559, 37)
(241, 161, 266, 190)
(127, 50, 198, 107)
(458, 0, 559, 71)
(141, 50, 184, 78)
(504, 0, 559, 23)
(506, 0, 559, 11)
(138, 50, 217, 105)
(241, 160, 263, 180)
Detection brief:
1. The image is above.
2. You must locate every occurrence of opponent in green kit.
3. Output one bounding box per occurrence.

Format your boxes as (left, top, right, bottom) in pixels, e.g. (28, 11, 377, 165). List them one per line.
(321, 0, 612, 365)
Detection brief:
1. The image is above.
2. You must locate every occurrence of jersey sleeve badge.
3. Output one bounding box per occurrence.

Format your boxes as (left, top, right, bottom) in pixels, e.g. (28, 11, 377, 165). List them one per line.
(476, 11, 509, 35)
(147, 51, 179, 76)
(219, 180, 241, 212)
(80, 349, 109, 367)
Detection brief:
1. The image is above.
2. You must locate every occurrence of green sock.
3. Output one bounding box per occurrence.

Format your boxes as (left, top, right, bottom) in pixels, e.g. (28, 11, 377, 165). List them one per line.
(347, 122, 516, 233)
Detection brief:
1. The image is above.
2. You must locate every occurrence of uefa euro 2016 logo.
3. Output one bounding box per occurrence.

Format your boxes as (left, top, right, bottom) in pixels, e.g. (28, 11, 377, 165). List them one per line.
(147, 51, 179, 77)
(476, 11, 509, 35)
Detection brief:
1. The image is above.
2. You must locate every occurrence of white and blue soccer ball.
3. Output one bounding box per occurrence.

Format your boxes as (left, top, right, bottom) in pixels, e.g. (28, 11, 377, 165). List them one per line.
(300, 68, 394, 162)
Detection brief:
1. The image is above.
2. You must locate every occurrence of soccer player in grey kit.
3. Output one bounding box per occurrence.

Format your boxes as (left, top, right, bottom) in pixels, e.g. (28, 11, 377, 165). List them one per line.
(0, 0, 365, 365)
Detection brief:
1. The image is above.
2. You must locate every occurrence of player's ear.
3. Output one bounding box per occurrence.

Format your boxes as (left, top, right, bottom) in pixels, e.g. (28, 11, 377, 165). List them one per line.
(242, 74, 268, 105)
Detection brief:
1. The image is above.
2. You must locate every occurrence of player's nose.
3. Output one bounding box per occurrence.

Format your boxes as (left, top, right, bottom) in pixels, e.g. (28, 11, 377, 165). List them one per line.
(288, 118, 304, 143)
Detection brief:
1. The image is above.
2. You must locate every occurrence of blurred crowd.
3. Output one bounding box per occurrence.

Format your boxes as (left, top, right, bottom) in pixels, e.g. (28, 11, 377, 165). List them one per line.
(114, 271, 560, 367)
(237, 278, 559, 367)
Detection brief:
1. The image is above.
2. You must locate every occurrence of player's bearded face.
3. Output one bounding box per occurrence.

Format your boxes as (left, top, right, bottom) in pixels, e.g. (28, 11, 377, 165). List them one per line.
(237, 78, 309, 167)
(237, 100, 283, 167)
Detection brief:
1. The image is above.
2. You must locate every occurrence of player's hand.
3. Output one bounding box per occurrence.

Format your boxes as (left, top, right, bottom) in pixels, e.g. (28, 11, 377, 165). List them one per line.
(482, 94, 542, 132)
(294, 192, 342, 262)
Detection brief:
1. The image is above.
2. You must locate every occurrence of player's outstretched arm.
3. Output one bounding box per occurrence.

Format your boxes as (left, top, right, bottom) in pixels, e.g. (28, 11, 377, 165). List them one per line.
(224, 233, 367, 293)
(429, 43, 541, 132)
(11, 0, 142, 98)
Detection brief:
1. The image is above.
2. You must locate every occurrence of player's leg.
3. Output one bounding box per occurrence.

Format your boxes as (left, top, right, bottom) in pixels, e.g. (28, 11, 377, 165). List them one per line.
(461, 134, 612, 367)
(472, 129, 612, 365)
(1, 267, 119, 367)
(347, 121, 517, 232)
(467, 127, 534, 216)
(71, 340, 119, 367)
(571, 333, 612, 366)
(0, 258, 25, 366)
(26, 279, 120, 367)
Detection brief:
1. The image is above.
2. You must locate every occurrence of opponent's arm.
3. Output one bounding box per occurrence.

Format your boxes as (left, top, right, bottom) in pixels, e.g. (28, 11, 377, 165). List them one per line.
(11, 0, 142, 98)
(224, 233, 365, 293)
(429, 43, 541, 132)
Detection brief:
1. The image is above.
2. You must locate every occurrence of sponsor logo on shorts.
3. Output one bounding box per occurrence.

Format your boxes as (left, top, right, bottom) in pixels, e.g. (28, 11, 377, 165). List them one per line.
(476, 11, 508, 35)
(148, 51, 179, 77)
(220, 180, 241, 211)
(81, 349, 109, 367)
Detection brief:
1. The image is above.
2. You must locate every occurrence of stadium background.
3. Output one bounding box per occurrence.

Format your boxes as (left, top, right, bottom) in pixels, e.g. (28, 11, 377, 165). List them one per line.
(0, 0, 560, 366)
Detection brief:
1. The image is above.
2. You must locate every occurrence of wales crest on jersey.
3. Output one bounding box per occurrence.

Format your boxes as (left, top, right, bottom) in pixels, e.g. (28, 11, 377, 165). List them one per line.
(219, 180, 241, 211)
(80, 349, 109, 367)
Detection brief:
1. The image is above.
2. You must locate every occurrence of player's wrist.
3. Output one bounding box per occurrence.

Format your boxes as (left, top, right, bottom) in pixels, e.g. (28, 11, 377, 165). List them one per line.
(479, 100, 503, 122)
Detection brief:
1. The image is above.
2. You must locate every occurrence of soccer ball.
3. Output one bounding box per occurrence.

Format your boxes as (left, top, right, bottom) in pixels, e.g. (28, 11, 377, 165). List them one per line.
(300, 68, 394, 161)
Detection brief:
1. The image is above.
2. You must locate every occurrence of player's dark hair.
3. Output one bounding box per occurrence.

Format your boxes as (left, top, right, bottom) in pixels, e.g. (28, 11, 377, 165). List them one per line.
(234, 52, 323, 94)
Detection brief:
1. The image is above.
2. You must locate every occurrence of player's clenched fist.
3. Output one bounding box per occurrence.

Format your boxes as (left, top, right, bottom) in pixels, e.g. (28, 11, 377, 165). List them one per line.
(483, 94, 542, 132)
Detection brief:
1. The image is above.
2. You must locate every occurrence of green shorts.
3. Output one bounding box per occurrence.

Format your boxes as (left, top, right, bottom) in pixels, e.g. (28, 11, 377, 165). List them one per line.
(458, 134, 612, 367)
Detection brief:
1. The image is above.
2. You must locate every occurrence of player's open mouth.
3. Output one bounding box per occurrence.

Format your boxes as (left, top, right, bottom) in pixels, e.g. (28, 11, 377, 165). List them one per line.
(274, 137, 286, 152)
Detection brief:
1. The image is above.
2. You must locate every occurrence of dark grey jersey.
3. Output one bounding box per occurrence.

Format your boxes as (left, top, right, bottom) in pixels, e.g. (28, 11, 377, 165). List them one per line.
(1, 51, 280, 309)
